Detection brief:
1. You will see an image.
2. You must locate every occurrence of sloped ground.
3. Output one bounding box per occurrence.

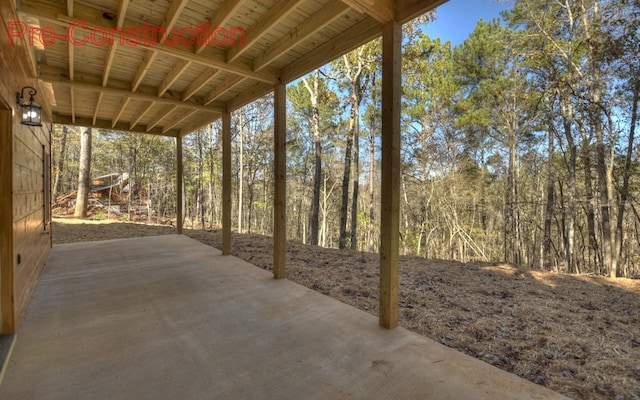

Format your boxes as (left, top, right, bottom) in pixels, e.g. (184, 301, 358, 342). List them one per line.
(52, 219, 640, 400)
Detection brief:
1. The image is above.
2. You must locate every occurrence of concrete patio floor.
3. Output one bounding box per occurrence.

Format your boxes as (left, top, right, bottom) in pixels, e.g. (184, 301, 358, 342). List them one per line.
(0, 235, 567, 400)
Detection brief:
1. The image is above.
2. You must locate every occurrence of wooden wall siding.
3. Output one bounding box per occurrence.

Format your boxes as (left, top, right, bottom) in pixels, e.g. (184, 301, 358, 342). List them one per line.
(0, 0, 52, 333)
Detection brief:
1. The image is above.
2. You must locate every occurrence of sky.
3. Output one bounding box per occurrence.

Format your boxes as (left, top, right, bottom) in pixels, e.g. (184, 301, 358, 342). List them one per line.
(421, 0, 513, 46)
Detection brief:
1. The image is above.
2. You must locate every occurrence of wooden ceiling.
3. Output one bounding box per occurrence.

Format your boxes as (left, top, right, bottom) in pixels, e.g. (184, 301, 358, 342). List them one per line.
(17, 0, 445, 137)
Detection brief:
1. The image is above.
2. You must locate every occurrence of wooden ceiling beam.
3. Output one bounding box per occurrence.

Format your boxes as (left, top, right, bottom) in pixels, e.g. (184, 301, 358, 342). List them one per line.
(53, 114, 179, 137)
(180, 113, 221, 137)
(159, 0, 190, 43)
(130, 102, 155, 130)
(66, 0, 73, 17)
(195, 0, 245, 54)
(162, 108, 200, 134)
(112, 97, 131, 127)
(203, 75, 247, 105)
(102, 0, 129, 87)
(144, 42, 276, 83)
(70, 87, 76, 123)
(182, 69, 219, 101)
(225, 82, 273, 112)
(21, 1, 277, 83)
(252, 0, 350, 72)
(40, 64, 224, 113)
(103, 45, 119, 87)
(131, 52, 158, 92)
(68, 40, 74, 81)
(158, 60, 192, 97)
(339, 0, 394, 23)
(147, 105, 177, 132)
(131, 0, 189, 91)
(92, 92, 103, 125)
(115, 0, 130, 28)
(280, 17, 382, 83)
(226, 0, 307, 64)
(396, 0, 445, 24)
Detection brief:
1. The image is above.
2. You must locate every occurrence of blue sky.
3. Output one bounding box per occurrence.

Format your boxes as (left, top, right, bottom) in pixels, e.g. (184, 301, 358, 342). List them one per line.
(421, 0, 513, 45)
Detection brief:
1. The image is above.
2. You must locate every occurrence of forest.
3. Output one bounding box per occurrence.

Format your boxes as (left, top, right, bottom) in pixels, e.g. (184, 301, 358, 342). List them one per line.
(52, 0, 640, 278)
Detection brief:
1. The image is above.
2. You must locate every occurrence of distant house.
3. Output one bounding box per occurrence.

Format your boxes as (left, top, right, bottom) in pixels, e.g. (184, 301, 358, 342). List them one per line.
(91, 173, 131, 203)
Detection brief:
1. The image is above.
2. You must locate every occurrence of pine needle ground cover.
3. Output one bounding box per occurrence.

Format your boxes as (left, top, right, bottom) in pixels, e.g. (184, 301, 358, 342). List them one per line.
(53, 219, 640, 400)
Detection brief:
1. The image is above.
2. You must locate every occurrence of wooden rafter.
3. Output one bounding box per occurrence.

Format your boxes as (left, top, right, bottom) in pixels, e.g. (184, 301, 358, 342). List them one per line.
(102, 46, 119, 87)
(141, 42, 275, 83)
(225, 82, 273, 112)
(203, 75, 246, 105)
(280, 17, 381, 83)
(130, 102, 155, 130)
(54, 114, 179, 137)
(92, 92, 103, 125)
(70, 87, 76, 123)
(180, 113, 221, 137)
(252, 0, 350, 72)
(68, 41, 74, 81)
(147, 105, 177, 131)
(131, 52, 157, 92)
(21, 1, 276, 82)
(101, 0, 130, 87)
(339, 0, 394, 22)
(158, 60, 192, 97)
(159, 0, 190, 43)
(182, 69, 219, 101)
(226, 0, 307, 64)
(162, 108, 199, 134)
(195, 0, 244, 54)
(396, 0, 446, 23)
(66, 0, 72, 16)
(112, 97, 131, 127)
(131, 0, 189, 91)
(40, 65, 224, 113)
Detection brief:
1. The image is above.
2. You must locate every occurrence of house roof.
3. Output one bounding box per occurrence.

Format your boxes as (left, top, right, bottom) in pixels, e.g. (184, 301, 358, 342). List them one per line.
(16, 0, 445, 137)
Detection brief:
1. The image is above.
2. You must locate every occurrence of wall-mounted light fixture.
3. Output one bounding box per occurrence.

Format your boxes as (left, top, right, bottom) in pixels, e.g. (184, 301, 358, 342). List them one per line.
(16, 86, 42, 127)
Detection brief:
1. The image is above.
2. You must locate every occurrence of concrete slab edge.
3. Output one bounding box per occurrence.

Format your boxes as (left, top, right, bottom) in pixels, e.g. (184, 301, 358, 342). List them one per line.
(0, 333, 17, 388)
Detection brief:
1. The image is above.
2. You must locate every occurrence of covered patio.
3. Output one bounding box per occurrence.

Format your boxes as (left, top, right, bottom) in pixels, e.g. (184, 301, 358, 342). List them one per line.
(0, 235, 565, 399)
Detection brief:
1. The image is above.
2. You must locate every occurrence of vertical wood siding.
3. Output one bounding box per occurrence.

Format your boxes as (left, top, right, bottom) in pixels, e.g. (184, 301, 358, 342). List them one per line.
(0, 1, 52, 332)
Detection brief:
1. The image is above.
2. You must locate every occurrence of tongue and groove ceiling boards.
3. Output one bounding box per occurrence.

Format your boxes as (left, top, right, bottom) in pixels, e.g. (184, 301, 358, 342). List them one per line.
(17, 0, 445, 137)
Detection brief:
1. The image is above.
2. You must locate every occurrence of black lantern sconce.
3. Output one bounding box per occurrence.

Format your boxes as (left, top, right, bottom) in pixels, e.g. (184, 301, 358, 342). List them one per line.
(16, 86, 43, 127)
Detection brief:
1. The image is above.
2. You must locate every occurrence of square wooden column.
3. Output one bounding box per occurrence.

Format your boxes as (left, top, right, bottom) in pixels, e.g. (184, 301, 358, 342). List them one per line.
(273, 83, 287, 279)
(222, 111, 232, 255)
(380, 21, 401, 329)
(176, 136, 183, 234)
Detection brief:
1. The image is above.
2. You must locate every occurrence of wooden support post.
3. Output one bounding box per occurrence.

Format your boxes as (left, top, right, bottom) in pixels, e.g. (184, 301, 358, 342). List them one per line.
(379, 21, 401, 329)
(273, 83, 287, 279)
(222, 111, 232, 255)
(0, 110, 15, 333)
(176, 136, 183, 234)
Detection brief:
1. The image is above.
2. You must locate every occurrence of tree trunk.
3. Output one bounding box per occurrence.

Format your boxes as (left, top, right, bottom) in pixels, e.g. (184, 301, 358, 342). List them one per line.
(543, 111, 555, 270)
(505, 129, 521, 266)
(339, 122, 353, 249)
(579, 124, 600, 270)
(349, 90, 360, 250)
(308, 71, 322, 246)
(74, 128, 92, 218)
(615, 79, 639, 273)
(560, 94, 576, 274)
(52, 125, 68, 201)
(238, 112, 244, 233)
